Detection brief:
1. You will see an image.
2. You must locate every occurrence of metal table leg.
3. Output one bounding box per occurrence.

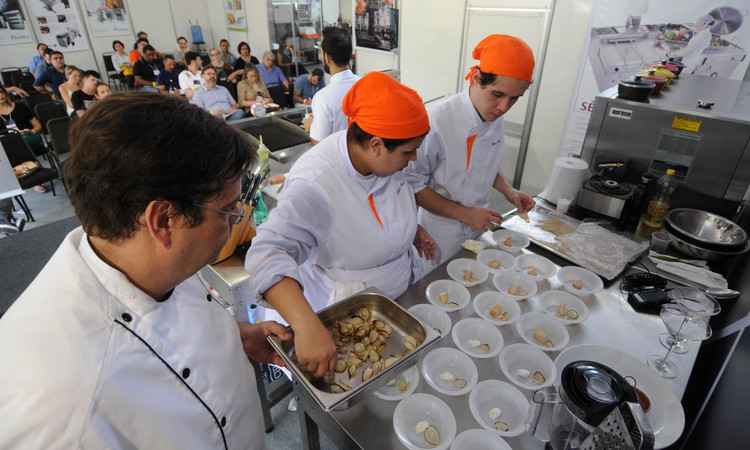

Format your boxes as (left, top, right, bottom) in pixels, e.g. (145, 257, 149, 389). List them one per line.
(295, 384, 362, 450)
(253, 362, 294, 433)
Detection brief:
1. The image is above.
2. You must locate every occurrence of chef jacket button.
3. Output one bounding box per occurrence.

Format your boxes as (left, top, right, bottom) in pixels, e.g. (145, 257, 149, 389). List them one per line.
(220, 416, 227, 427)
(206, 294, 212, 302)
(182, 368, 191, 379)
(121, 312, 132, 323)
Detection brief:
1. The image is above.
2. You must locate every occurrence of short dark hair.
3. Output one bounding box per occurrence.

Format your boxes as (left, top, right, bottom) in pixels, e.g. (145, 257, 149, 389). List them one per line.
(185, 51, 200, 65)
(177, 36, 188, 43)
(143, 45, 156, 53)
(237, 41, 250, 54)
(478, 70, 497, 87)
(50, 50, 63, 58)
(81, 70, 99, 80)
(311, 68, 324, 78)
(163, 54, 175, 62)
(347, 121, 417, 151)
(44, 47, 53, 56)
(137, 31, 147, 38)
(36, 43, 47, 50)
(65, 93, 254, 240)
(202, 65, 217, 74)
(321, 26, 352, 67)
(134, 37, 149, 49)
(220, 38, 229, 45)
(112, 39, 124, 51)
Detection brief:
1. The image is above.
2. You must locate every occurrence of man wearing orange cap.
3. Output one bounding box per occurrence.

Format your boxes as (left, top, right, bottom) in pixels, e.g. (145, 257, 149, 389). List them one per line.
(245, 72, 436, 377)
(405, 34, 537, 264)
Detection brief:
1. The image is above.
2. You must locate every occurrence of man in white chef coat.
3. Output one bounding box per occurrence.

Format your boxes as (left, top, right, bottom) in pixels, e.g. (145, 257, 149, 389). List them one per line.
(308, 26, 360, 144)
(405, 34, 537, 263)
(0, 93, 291, 450)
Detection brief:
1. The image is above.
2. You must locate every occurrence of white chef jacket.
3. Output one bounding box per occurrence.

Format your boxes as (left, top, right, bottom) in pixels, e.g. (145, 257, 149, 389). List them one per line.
(0, 228, 264, 450)
(179, 69, 205, 94)
(245, 130, 417, 317)
(309, 69, 360, 142)
(404, 90, 506, 263)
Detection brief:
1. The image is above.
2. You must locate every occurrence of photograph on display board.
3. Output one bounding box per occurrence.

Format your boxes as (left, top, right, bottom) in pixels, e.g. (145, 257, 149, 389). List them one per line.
(224, 0, 246, 31)
(355, 0, 398, 51)
(27, 0, 90, 51)
(0, 0, 33, 45)
(83, 0, 130, 37)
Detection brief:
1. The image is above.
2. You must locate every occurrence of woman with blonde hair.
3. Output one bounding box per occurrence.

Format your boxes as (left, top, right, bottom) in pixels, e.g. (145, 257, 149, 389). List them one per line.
(59, 65, 82, 115)
(237, 65, 271, 111)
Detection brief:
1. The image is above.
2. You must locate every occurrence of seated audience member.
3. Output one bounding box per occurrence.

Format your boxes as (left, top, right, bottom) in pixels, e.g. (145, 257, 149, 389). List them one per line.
(257, 51, 290, 107)
(133, 45, 161, 92)
(59, 65, 82, 115)
(157, 55, 181, 94)
(95, 82, 111, 101)
(174, 36, 190, 64)
(233, 41, 260, 72)
(111, 40, 132, 74)
(278, 37, 297, 78)
(28, 43, 48, 77)
(129, 38, 148, 64)
(219, 39, 237, 68)
(33, 51, 67, 98)
(178, 52, 204, 99)
(33, 48, 53, 80)
(293, 68, 325, 104)
(136, 30, 148, 40)
(0, 86, 47, 192)
(71, 71, 98, 118)
(237, 66, 271, 112)
(209, 48, 242, 99)
(191, 66, 246, 122)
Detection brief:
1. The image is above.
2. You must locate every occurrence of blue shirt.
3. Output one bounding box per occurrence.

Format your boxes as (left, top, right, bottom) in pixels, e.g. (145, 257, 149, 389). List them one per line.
(256, 64, 286, 88)
(294, 75, 325, 100)
(34, 67, 67, 97)
(157, 69, 180, 91)
(28, 55, 44, 77)
(191, 85, 236, 112)
(33, 62, 50, 80)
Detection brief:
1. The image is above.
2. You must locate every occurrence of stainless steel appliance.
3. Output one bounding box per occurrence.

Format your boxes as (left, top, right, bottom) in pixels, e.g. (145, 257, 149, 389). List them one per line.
(580, 76, 750, 204)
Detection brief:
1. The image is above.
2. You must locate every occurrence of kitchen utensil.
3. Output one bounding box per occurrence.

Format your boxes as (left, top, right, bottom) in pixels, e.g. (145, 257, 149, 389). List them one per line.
(473, 291, 522, 326)
(393, 393, 457, 450)
(374, 365, 420, 402)
(450, 429, 512, 450)
(665, 208, 747, 250)
(267, 290, 440, 411)
(408, 304, 452, 337)
(446, 258, 490, 287)
(451, 318, 504, 359)
(617, 77, 655, 102)
(492, 271, 538, 301)
(468, 380, 530, 438)
(666, 230, 750, 261)
(516, 312, 571, 352)
(532, 290, 590, 325)
(498, 343, 557, 391)
(426, 279, 472, 311)
(421, 347, 479, 396)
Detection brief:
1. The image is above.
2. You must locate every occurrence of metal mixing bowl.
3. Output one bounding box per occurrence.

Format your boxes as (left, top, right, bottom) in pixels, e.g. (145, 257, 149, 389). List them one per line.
(666, 209, 747, 249)
(667, 231, 749, 261)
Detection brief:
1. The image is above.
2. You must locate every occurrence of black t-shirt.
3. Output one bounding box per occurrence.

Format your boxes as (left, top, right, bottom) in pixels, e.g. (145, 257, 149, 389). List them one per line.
(0, 102, 35, 130)
(71, 90, 96, 113)
(133, 58, 161, 82)
(233, 56, 260, 72)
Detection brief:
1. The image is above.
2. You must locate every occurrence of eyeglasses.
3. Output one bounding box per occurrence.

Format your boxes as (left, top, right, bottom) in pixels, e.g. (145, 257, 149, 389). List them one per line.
(194, 200, 245, 225)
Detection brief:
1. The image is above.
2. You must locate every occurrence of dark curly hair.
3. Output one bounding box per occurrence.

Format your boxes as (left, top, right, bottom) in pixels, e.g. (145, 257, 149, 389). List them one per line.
(65, 93, 255, 240)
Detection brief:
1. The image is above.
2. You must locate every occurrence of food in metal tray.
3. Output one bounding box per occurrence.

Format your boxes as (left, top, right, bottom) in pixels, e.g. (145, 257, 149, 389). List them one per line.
(555, 303, 580, 320)
(489, 304, 509, 321)
(467, 339, 491, 353)
(487, 259, 504, 269)
(533, 327, 554, 348)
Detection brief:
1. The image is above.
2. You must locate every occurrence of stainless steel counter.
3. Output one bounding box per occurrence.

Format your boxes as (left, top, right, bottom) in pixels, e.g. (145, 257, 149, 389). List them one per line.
(298, 231, 699, 450)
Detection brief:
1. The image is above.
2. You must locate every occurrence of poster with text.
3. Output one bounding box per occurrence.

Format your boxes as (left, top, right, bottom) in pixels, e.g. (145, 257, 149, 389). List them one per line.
(355, 0, 398, 51)
(224, 0, 246, 31)
(559, 0, 750, 156)
(26, 0, 90, 51)
(0, 0, 33, 45)
(83, 0, 130, 37)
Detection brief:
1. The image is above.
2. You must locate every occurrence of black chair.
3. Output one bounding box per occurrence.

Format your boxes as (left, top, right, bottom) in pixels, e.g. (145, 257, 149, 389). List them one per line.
(46, 117, 71, 189)
(0, 132, 59, 222)
(34, 101, 67, 135)
(22, 92, 53, 118)
(102, 53, 125, 91)
(0, 67, 22, 87)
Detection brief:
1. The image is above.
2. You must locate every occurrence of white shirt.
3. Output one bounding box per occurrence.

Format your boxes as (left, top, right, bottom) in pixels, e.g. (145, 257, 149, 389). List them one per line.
(245, 130, 417, 312)
(309, 69, 360, 142)
(0, 228, 264, 450)
(111, 51, 131, 70)
(179, 69, 205, 94)
(403, 91, 506, 261)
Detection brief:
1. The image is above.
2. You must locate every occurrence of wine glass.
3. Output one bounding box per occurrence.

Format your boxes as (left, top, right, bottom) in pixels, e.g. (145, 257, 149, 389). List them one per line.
(649, 303, 711, 379)
(660, 289, 720, 354)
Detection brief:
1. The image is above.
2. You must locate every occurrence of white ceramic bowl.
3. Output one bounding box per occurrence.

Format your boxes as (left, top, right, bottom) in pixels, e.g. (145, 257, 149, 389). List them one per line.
(450, 429, 512, 450)
(514, 253, 557, 282)
(492, 230, 530, 253)
(476, 249, 515, 274)
(394, 393, 457, 450)
(421, 347, 479, 396)
(451, 318, 504, 359)
(473, 291, 522, 326)
(447, 258, 489, 287)
(426, 280, 471, 312)
(557, 266, 604, 297)
(492, 271, 538, 301)
(409, 304, 453, 337)
(554, 345, 685, 449)
(531, 290, 590, 325)
(374, 365, 420, 402)
(468, 380, 531, 438)
(499, 343, 557, 391)
(515, 312, 570, 352)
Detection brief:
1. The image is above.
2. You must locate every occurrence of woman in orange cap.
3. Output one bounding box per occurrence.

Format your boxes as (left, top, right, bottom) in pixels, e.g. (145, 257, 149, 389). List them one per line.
(405, 34, 537, 264)
(245, 72, 436, 378)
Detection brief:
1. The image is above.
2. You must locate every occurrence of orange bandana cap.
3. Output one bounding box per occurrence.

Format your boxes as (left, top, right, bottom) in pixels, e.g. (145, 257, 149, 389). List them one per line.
(342, 71, 429, 140)
(465, 34, 535, 83)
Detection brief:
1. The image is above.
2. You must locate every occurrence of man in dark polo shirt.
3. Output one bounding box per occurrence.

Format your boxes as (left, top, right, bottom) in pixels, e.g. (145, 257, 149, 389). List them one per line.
(132, 45, 162, 92)
(33, 51, 66, 98)
(157, 55, 181, 94)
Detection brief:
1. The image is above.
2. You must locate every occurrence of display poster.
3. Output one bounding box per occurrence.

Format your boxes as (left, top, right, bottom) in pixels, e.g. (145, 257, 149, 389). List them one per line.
(355, 0, 398, 51)
(559, 0, 750, 156)
(83, 0, 130, 37)
(26, 0, 90, 51)
(224, 0, 246, 31)
(0, 0, 33, 45)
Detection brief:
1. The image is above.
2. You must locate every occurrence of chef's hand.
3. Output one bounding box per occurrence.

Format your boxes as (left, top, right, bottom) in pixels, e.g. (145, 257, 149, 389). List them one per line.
(506, 190, 535, 214)
(295, 319, 337, 378)
(460, 207, 503, 231)
(238, 321, 293, 367)
(414, 225, 438, 261)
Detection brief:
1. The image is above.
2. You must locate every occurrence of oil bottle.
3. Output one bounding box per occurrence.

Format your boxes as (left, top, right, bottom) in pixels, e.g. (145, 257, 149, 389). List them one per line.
(636, 169, 677, 240)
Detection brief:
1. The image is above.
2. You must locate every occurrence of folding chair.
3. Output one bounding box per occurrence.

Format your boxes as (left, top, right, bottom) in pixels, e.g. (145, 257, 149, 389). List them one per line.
(0, 67, 22, 87)
(34, 101, 67, 135)
(102, 53, 125, 91)
(46, 117, 72, 191)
